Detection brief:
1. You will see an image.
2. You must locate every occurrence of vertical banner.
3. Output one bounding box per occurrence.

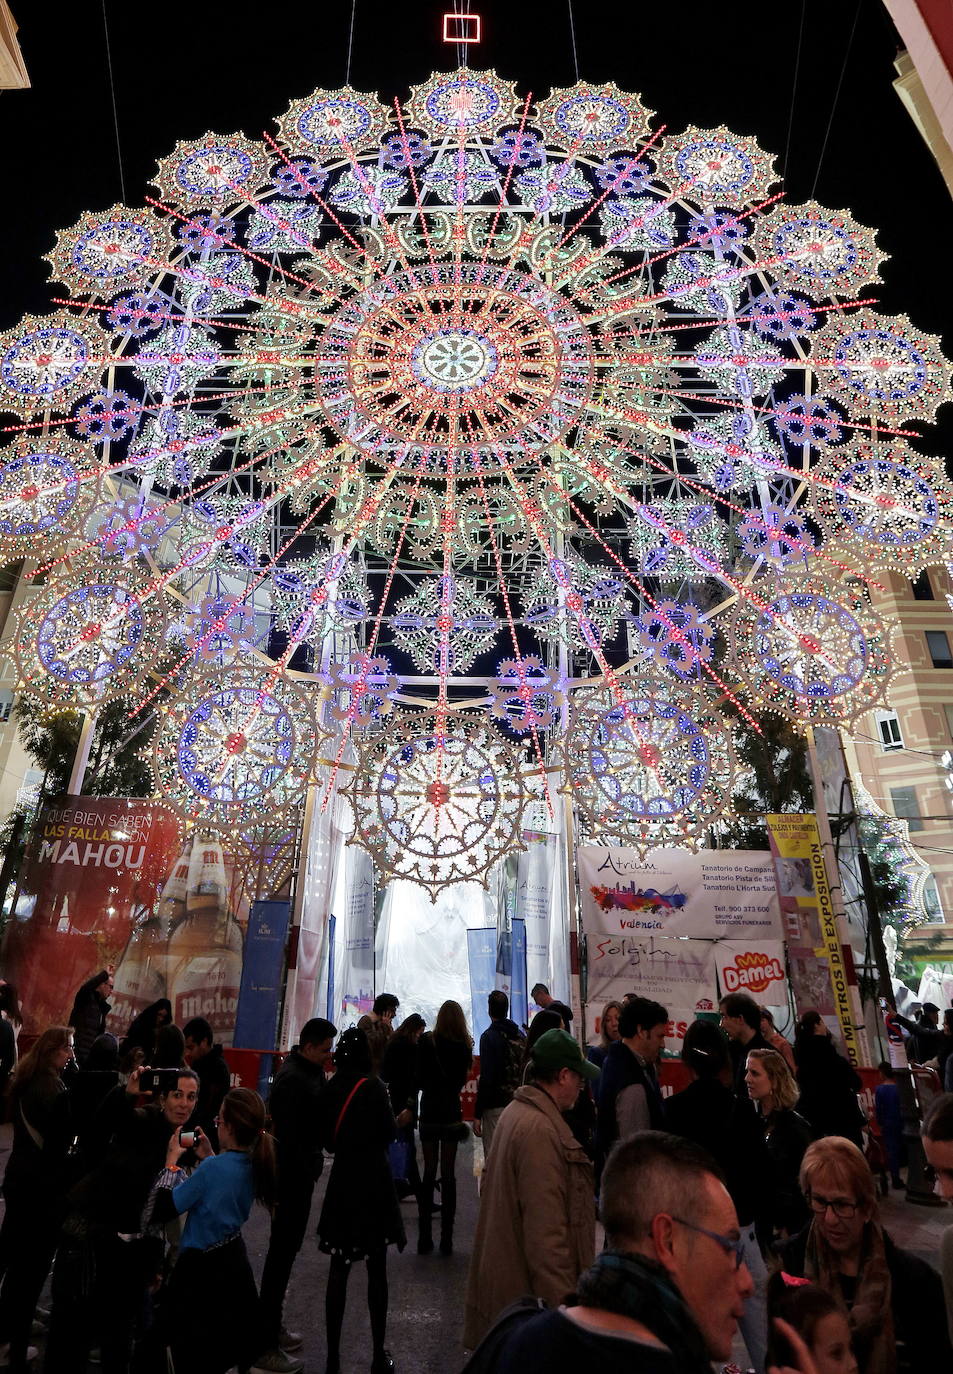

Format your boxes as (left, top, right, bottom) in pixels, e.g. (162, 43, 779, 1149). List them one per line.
(516, 831, 558, 996)
(494, 854, 516, 997)
(767, 813, 859, 1065)
(233, 899, 291, 1050)
(325, 913, 336, 1023)
(510, 917, 528, 1030)
(2, 798, 183, 1038)
(335, 843, 375, 1023)
(467, 926, 497, 1043)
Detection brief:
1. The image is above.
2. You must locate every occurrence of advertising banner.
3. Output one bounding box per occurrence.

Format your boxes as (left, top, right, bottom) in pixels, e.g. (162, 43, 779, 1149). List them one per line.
(713, 940, 787, 1002)
(515, 831, 558, 993)
(766, 813, 859, 1065)
(467, 926, 498, 1043)
(585, 932, 716, 1045)
(578, 847, 781, 939)
(233, 899, 291, 1051)
(333, 843, 375, 1023)
(2, 797, 184, 1038)
(511, 918, 528, 1031)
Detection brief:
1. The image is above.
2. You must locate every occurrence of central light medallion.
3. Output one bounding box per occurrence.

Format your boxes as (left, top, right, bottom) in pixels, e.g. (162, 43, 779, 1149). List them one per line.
(412, 329, 498, 393)
(316, 262, 593, 474)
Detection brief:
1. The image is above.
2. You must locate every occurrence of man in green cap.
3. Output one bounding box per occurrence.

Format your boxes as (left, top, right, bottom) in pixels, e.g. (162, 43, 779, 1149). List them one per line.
(463, 1028, 600, 1352)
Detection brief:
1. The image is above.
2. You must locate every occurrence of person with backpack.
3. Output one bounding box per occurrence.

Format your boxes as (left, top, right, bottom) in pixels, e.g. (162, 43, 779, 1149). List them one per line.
(474, 991, 525, 1160)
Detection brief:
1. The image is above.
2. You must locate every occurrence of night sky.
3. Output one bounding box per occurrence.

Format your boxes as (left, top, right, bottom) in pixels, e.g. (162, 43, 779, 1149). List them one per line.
(1, 0, 952, 448)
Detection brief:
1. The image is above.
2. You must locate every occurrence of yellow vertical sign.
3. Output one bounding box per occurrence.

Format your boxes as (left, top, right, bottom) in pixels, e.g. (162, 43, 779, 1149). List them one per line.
(766, 813, 859, 1067)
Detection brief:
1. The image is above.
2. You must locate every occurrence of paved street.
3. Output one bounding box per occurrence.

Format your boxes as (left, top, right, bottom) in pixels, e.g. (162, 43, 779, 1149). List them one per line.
(0, 1124, 949, 1372)
(255, 1138, 482, 1373)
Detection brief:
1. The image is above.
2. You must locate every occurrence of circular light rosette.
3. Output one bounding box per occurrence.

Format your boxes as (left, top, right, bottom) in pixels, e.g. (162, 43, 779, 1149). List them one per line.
(0, 312, 112, 415)
(276, 85, 391, 155)
(754, 203, 883, 299)
(154, 669, 320, 825)
(0, 437, 99, 557)
(812, 309, 951, 421)
(535, 83, 653, 151)
(732, 576, 897, 726)
(151, 133, 268, 209)
(14, 567, 167, 708)
(563, 677, 736, 853)
(45, 205, 173, 300)
(659, 126, 777, 207)
(313, 261, 593, 473)
(343, 709, 528, 898)
(811, 443, 953, 575)
(405, 68, 522, 139)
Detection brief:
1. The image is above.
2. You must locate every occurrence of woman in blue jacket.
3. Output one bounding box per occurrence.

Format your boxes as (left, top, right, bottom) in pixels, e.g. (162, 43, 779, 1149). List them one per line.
(152, 1086, 281, 1374)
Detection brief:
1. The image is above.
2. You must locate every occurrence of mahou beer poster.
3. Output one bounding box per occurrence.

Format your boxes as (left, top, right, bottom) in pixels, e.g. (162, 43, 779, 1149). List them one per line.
(3, 797, 183, 1038)
(3, 797, 251, 1043)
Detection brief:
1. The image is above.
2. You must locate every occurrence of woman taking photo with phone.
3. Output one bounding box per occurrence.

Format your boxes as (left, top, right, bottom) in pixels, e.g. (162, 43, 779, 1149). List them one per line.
(43, 1064, 200, 1372)
(151, 1086, 282, 1374)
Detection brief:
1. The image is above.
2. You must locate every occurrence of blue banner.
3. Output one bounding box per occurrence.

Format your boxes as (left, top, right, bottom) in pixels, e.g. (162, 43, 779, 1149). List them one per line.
(326, 912, 336, 1023)
(234, 899, 291, 1054)
(467, 926, 497, 1043)
(511, 918, 527, 1031)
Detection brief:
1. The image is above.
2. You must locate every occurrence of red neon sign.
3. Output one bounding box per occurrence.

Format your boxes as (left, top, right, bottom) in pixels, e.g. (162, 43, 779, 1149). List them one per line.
(442, 13, 482, 43)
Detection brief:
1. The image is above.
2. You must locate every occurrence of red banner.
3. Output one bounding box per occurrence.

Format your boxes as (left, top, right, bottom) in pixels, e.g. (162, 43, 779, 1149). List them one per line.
(2, 797, 183, 1038)
(3, 799, 253, 1045)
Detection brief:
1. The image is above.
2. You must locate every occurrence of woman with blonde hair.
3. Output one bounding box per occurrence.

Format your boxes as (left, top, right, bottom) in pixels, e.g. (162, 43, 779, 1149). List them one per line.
(586, 999, 622, 1069)
(777, 1136, 951, 1374)
(417, 999, 473, 1255)
(0, 1026, 74, 1370)
(745, 1046, 812, 1237)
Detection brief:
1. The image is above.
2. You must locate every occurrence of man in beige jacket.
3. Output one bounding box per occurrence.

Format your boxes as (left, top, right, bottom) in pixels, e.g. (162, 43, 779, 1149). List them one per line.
(463, 1028, 599, 1351)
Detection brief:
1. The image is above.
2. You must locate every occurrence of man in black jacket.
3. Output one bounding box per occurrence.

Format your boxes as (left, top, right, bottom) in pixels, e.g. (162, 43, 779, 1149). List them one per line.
(183, 1015, 231, 1146)
(719, 992, 771, 1094)
(256, 1017, 336, 1373)
(531, 983, 573, 1026)
(596, 997, 667, 1163)
(474, 991, 525, 1158)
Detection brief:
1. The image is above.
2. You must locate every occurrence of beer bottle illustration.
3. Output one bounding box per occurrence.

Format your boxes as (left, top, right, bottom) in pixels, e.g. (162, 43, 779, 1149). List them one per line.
(108, 833, 194, 1032)
(167, 830, 244, 1043)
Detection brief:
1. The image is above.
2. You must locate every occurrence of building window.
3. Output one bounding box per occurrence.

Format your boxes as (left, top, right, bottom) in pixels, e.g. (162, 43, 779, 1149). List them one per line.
(0, 689, 11, 726)
(911, 570, 934, 600)
(926, 631, 953, 668)
(890, 785, 923, 832)
(875, 711, 903, 751)
(924, 875, 945, 925)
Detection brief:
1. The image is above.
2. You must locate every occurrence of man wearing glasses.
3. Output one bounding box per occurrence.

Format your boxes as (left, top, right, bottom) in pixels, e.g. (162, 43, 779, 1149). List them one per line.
(463, 1131, 758, 1370)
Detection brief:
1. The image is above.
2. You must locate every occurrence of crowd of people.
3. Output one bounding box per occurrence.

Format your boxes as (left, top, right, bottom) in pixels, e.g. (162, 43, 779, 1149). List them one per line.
(0, 974, 950, 1374)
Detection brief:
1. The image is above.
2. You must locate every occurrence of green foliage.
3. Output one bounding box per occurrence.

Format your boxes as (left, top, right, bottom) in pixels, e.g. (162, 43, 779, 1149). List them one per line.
(718, 707, 813, 849)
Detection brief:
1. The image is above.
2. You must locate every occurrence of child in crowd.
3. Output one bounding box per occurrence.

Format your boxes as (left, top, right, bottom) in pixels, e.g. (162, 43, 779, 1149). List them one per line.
(767, 1275, 857, 1374)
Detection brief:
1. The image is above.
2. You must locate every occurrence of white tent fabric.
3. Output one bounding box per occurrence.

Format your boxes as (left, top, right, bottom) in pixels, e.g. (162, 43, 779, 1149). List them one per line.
(374, 878, 497, 1032)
